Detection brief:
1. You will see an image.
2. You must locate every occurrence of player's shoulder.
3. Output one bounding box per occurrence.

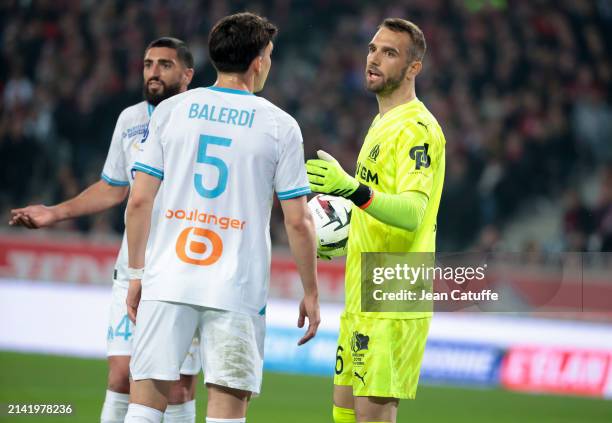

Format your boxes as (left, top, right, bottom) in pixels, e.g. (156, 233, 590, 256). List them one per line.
(154, 88, 204, 118)
(256, 96, 300, 129)
(399, 100, 437, 127)
(117, 101, 148, 123)
(397, 100, 444, 143)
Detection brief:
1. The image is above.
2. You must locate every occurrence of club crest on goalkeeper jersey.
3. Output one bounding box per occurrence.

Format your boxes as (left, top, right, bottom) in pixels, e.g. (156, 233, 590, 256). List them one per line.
(133, 86, 310, 316)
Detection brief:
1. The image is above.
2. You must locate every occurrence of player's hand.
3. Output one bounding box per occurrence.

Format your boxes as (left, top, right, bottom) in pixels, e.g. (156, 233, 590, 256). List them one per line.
(306, 150, 359, 197)
(9, 205, 59, 229)
(297, 293, 320, 346)
(126, 279, 142, 324)
(317, 246, 335, 260)
(317, 244, 347, 260)
(317, 252, 332, 260)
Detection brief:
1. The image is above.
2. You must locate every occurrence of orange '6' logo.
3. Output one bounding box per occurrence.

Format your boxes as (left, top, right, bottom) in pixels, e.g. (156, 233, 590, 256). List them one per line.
(175, 227, 223, 266)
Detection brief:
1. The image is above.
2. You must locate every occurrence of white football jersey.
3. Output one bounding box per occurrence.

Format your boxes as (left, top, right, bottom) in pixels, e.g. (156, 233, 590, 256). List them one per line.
(134, 86, 310, 315)
(101, 101, 160, 288)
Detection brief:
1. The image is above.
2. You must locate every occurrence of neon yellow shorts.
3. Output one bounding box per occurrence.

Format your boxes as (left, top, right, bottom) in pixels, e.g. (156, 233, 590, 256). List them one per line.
(333, 312, 431, 399)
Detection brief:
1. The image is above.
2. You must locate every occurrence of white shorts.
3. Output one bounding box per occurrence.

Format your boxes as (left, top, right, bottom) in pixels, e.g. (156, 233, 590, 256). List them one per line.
(106, 284, 201, 375)
(130, 300, 265, 394)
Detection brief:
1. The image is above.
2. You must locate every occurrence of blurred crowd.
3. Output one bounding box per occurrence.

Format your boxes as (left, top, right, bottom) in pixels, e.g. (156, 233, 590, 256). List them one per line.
(562, 164, 612, 252)
(1, 0, 611, 251)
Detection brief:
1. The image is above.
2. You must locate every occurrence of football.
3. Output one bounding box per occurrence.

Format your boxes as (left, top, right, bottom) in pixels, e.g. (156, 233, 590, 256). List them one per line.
(307, 194, 352, 257)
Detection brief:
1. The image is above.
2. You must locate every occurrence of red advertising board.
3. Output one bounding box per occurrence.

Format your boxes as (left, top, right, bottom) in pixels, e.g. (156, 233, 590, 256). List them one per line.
(0, 234, 346, 301)
(501, 346, 612, 398)
(0, 234, 119, 284)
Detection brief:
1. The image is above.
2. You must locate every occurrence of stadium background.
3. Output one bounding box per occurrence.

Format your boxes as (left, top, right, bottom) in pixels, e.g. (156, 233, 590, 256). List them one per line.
(1, 0, 611, 421)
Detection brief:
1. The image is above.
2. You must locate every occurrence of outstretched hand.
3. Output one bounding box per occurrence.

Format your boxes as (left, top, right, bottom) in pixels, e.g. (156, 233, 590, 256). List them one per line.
(9, 205, 59, 229)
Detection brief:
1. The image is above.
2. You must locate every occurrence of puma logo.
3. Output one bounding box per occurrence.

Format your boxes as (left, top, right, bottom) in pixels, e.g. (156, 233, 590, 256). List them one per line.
(354, 371, 367, 386)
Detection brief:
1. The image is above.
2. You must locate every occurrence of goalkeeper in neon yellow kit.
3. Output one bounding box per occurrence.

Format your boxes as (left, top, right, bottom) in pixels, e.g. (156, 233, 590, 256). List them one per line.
(306, 18, 446, 423)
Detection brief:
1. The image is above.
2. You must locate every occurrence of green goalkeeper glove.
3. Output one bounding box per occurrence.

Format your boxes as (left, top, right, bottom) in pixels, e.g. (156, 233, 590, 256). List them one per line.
(317, 248, 333, 261)
(317, 244, 348, 261)
(306, 150, 359, 197)
(306, 150, 373, 207)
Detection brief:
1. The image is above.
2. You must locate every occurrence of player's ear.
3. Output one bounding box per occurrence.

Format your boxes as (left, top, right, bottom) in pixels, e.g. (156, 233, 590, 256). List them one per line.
(183, 68, 194, 86)
(252, 55, 263, 74)
(408, 60, 422, 78)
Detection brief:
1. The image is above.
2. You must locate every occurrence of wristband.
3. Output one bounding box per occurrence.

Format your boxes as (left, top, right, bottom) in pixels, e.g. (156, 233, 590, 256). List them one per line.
(127, 267, 144, 279)
(346, 183, 373, 208)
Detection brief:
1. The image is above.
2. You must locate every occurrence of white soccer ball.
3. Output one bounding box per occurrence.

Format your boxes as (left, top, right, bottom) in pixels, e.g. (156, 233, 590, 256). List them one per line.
(307, 194, 352, 257)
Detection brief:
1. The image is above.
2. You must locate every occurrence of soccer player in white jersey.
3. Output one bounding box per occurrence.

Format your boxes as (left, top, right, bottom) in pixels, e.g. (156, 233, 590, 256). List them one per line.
(9, 37, 200, 423)
(123, 12, 320, 423)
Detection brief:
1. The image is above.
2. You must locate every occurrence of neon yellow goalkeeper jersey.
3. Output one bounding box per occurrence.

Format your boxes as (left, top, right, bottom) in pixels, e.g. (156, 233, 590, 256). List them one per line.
(345, 98, 446, 319)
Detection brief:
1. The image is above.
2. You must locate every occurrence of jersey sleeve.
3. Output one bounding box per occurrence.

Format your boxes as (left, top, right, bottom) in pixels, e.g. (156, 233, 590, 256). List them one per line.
(395, 121, 443, 198)
(133, 107, 165, 180)
(100, 112, 130, 186)
(274, 116, 311, 200)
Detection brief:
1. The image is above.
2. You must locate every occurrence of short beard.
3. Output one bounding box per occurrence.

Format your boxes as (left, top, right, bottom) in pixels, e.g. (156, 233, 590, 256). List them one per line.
(366, 65, 409, 96)
(143, 81, 182, 106)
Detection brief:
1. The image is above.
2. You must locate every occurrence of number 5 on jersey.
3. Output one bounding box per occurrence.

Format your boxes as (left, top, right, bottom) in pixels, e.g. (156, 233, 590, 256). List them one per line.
(195, 134, 232, 198)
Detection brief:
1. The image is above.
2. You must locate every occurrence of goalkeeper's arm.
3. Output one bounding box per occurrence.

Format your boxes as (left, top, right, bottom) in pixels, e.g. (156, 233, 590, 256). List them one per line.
(356, 188, 428, 231)
(306, 150, 428, 231)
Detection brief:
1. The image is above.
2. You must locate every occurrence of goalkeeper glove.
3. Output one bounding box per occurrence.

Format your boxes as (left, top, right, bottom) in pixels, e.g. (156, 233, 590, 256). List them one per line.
(317, 244, 348, 261)
(317, 250, 332, 261)
(306, 150, 373, 207)
(306, 150, 359, 197)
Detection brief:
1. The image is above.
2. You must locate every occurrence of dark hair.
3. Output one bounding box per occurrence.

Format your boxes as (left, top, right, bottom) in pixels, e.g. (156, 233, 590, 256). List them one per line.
(208, 12, 278, 73)
(146, 37, 194, 69)
(380, 18, 426, 62)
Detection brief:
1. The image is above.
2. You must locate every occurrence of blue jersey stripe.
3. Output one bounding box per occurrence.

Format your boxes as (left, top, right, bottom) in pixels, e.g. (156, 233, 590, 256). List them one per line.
(133, 162, 163, 176)
(132, 165, 163, 178)
(133, 167, 164, 180)
(101, 173, 130, 187)
(132, 162, 164, 180)
(277, 187, 311, 200)
(277, 186, 311, 197)
(206, 86, 254, 96)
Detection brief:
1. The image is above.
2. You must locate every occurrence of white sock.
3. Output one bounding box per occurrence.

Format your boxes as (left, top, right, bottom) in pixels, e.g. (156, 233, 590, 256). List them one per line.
(163, 399, 196, 422)
(100, 390, 129, 423)
(205, 418, 246, 422)
(124, 403, 163, 423)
